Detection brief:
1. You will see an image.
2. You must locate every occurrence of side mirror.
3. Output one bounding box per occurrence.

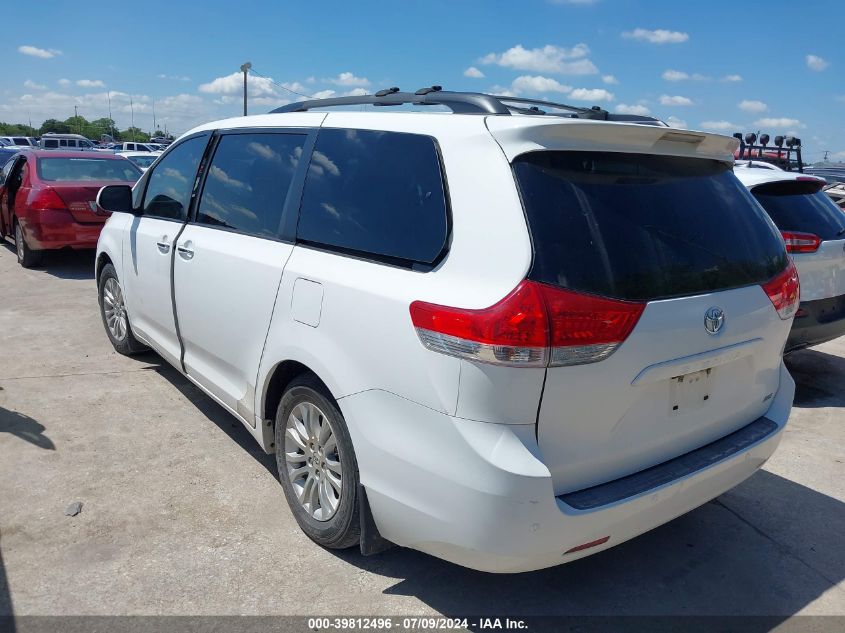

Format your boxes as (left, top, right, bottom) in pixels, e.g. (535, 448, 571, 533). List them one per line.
(97, 184, 135, 215)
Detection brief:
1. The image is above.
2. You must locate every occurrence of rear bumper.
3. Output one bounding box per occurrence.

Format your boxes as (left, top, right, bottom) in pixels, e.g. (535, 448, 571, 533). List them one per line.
(340, 362, 794, 573)
(787, 294, 845, 352)
(20, 212, 104, 250)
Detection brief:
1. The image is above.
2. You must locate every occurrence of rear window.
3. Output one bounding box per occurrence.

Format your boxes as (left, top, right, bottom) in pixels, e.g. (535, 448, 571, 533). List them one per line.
(513, 151, 787, 302)
(37, 157, 141, 182)
(13, 138, 28, 145)
(752, 181, 845, 241)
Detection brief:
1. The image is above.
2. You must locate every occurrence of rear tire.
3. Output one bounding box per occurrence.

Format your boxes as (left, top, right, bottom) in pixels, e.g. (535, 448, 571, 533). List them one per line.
(275, 374, 361, 549)
(98, 263, 147, 355)
(14, 219, 42, 268)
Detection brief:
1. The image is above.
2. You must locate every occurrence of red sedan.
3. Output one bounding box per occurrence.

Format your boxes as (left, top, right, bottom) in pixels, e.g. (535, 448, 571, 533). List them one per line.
(0, 150, 142, 267)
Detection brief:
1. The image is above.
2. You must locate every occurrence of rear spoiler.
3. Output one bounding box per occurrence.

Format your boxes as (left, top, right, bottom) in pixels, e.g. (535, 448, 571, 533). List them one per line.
(485, 117, 739, 163)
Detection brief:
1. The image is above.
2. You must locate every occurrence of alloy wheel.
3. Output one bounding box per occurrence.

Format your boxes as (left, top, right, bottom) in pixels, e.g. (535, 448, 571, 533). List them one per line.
(102, 277, 128, 342)
(284, 401, 343, 521)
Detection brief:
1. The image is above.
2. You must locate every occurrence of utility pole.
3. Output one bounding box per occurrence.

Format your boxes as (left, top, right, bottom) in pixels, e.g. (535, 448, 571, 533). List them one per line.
(153, 99, 157, 134)
(130, 97, 135, 141)
(74, 105, 79, 134)
(240, 62, 252, 116)
(107, 91, 114, 140)
(823, 150, 830, 161)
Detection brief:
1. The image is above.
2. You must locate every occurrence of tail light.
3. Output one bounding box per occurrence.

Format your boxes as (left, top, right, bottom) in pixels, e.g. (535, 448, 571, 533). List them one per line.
(29, 187, 66, 211)
(781, 231, 821, 253)
(409, 281, 645, 368)
(762, 261, 800, 320)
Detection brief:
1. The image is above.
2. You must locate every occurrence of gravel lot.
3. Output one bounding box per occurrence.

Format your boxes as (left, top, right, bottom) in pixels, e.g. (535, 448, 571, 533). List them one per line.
(0, 244, 843, 619)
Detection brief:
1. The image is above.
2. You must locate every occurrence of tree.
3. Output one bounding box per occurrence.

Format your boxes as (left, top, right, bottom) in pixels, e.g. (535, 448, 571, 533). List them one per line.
(39, 119, 71, 135)
(120, 126, 149, 142)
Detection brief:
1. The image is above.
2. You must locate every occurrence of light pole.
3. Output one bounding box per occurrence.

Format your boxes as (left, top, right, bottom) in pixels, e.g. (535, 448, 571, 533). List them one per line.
(240, 62, 252, 116)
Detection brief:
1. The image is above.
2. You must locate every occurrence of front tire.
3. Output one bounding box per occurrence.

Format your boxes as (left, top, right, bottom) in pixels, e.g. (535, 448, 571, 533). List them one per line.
(275, 374, 360, 549)
(98, 263, 147, 355)
(14, 219, 42, 268)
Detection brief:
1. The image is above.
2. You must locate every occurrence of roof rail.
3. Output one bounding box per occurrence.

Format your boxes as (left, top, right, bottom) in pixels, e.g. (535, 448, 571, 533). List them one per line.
(270, 86, 663, 124)
(272, 88, 512, 115)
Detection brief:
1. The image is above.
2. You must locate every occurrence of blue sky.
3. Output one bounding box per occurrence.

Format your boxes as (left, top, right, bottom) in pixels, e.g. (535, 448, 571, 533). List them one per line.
(3, 0, 843, 162)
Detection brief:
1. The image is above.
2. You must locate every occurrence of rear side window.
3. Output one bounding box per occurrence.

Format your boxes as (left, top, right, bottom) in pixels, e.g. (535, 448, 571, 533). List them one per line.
(13, 138, 28, 145)
(514, 151, 788, 302)
(197, 132, 306, 239)
(37, 157, 141, 182)
(752, 181, 845, 241)
(43, 139, 58, 148)
(297, 128, 449, 265)
(142, 136, 207, 221)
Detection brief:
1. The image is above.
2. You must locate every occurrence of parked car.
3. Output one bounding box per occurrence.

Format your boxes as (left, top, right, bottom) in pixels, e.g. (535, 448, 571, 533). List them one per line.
(39, 133, 97, 150)
(115, 150, 161, 172)
(735, 164, 845, 351)
(0, 136, 36, 148)
(0, 147, 20, 168)
(824, 182, 845, 209)
(0, 151, 142, 267)
(94, 90, 797, 573)
(113, 142, 154, 152)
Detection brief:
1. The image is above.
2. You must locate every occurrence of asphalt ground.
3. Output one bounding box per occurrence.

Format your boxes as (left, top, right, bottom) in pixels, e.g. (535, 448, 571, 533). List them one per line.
(0, 244, 843, 624)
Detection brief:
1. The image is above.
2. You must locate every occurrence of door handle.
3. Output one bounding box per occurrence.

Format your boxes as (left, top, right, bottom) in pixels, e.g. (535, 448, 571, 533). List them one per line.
(156, 237, 170, 254)
(176, 242, 195, 260)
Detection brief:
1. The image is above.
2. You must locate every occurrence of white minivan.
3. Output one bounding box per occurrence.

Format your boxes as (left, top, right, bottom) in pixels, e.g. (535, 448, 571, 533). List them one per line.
(94, 90, 797, 573)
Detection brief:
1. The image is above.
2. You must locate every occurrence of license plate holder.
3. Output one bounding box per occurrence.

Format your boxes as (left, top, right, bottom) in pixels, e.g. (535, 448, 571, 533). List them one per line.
(670, 368, 713, 414)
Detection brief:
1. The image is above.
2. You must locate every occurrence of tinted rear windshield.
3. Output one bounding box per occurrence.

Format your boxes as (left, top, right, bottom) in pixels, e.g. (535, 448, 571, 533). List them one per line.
(37, 157, 141, 182)
(513, 151, 787, 302)
(751, 181, 845, 241)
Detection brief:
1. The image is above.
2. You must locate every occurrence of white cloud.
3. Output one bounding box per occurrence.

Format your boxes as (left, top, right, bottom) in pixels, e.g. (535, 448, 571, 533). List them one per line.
(722, 74, 743, 82)
(662, 69, 689, 81)
(343, 88, 369, 97)
(738, 99, 767, 113)
(662, 69, 709, 81)
(480, 43, 598, 75)
(569, 88, 614, 102)
(700, 120, 738, 131)
(58, 78, 71, 87)
(311, 89, 336, 99)
(157, 74, 191, 82)
(464, 66, 485, 78)
(601, 74, 618, 84)
(488, 85, 516, 97)
(326, 72, 370, 87)
(511, 75, 572, 94)
(18, 45, 62, 59)
(666, 116, 688, 128)
(199, 72, 280, 97)
(24, 80, 46, 90)
(806, 54, 829, 71)
(659, 94, 693, 106)
(754, 117, 806, 129)
(615, 103, 651, 115)
(622, 28, 689, 44)
(77, 79, 105, 88)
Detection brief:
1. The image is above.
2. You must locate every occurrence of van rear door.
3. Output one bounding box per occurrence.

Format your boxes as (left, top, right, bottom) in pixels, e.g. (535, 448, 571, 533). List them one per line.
(487, 120, 794, 497)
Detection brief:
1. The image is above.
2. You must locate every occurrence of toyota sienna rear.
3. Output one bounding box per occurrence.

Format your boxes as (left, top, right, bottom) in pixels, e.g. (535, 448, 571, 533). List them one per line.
(94, 92, 797, 573)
